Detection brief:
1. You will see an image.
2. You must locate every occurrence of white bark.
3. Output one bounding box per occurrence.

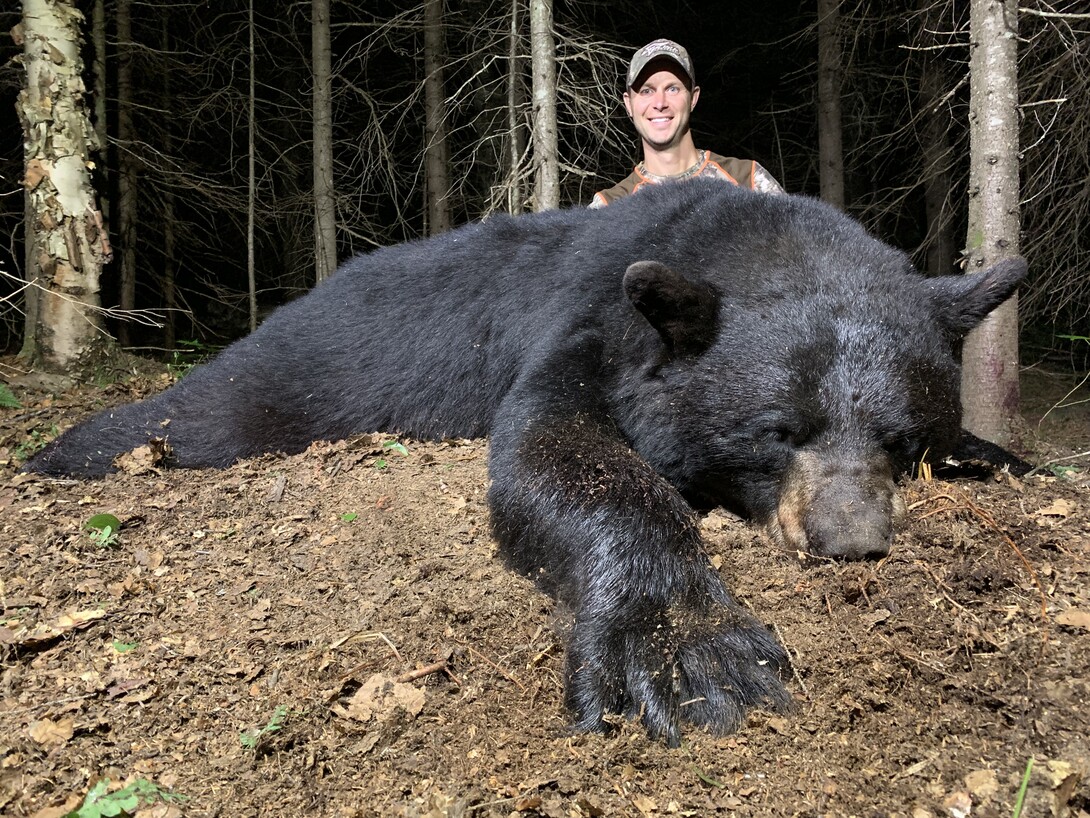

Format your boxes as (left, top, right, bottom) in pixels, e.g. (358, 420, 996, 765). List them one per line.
(18, 0, 110, 367)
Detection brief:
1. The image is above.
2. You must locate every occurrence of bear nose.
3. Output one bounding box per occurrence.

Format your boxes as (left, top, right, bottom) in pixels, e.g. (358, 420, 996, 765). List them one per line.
(777, 450, 898, 561)
(805, 510, 892, 560)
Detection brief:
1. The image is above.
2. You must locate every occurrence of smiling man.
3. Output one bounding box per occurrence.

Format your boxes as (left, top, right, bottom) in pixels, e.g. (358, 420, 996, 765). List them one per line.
(590, 39, 784, 208)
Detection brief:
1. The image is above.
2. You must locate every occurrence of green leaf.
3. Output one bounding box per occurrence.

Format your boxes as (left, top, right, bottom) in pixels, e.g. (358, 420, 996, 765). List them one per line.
(112, 641, 138, 654)
(383, 440, 409, 456)
(374, 458, 388, 469)
(0, 383, 20, 409)
(340, 512, 358, 522)
(85, 514, 122, 532)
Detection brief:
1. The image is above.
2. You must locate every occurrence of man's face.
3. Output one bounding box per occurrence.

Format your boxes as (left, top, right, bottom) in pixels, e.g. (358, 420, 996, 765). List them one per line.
(623, 63, 700, 153)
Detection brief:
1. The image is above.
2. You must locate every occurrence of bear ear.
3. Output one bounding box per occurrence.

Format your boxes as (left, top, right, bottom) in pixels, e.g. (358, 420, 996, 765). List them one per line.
(623, 260, 720, 355)
(926, 256, 1027, 335)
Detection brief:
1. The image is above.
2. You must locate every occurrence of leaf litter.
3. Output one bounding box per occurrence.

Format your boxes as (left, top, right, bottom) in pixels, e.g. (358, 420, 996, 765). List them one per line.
(0, 369, 1088, 816)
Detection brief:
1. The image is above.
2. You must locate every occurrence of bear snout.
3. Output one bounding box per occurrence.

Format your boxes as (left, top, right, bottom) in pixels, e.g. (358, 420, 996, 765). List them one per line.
(771, 448, 902, 560)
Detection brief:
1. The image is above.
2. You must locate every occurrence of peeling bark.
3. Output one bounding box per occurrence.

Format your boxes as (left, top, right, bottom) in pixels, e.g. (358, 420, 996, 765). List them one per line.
(17, 0, 110, 368)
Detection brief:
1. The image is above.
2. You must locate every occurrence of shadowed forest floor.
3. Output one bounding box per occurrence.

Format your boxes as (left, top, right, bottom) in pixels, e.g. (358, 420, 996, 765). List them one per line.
(1, 360, 1088, 817)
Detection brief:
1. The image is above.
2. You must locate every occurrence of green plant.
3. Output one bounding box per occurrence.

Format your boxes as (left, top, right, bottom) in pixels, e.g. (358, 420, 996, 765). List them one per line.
(65, 777, 186, 818)
(383, 440, 409, 456)
(240, 704, 289, 750)
(340, 512, 358, 522)
(0, 383, 20, 409)
(374, 439, 409, 469)
(14, 426, 58, 461)
(166, 338, 220, 379)
(1012, 756, 1034, 818)
(85, 514, 122, 548)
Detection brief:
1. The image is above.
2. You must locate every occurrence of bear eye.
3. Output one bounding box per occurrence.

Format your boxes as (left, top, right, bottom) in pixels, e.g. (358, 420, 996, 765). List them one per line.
(773, 426, 808, 447)
(881, 433, 922, 464)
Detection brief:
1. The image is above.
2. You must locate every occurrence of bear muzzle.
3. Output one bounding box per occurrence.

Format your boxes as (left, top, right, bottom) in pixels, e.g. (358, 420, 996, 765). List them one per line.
(770, 448, 906, 560)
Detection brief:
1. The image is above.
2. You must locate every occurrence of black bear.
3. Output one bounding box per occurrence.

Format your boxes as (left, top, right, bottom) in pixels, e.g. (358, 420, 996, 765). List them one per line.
(25, 180, 1025, 746)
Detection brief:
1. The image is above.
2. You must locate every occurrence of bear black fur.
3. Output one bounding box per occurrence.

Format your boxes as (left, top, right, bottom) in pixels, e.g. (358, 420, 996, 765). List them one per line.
(25, 180, 1026, 746)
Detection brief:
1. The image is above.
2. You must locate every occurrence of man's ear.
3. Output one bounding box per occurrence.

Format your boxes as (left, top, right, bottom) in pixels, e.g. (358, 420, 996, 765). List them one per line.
(622, 91, 633, 118)
(690, 85, 700, 110)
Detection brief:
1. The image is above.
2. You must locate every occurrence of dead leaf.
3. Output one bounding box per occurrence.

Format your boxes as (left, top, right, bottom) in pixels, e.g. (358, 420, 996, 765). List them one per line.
(134, 806, 184, 818)
(964, 768, 998, 799)
(1055, 608, 1090, 631)
(942, 791, 971, 818)
(342, 673, 425, 723)
(106, 677, 152, 700)
(30, 794, 81, 818)
(113, 439, 171, 475)
(1036, 498, 1074, 519)
(14, 608, 106, 647)
(27, 717, 74, 747)
(247, 598, 272, 620)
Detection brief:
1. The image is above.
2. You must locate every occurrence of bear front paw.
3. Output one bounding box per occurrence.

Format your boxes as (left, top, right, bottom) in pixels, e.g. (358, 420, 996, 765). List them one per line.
(563, 601, 791, 746)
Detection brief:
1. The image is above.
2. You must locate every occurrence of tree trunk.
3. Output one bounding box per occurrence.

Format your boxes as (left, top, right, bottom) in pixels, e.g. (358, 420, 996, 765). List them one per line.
(17, 0, 111, 368)
(90, 0, 107, 222)
(529, 0, 558, 211)
(961, 0, 1021, 445)
(817, 0, 844, 209)
(116, 0, 137, 346)
(247, 0, 258, 331)
(161, 12, 177, 349)
(423, 0, 451, 234)
(312, 0, 337, 283)
(507, 0, 526, 214)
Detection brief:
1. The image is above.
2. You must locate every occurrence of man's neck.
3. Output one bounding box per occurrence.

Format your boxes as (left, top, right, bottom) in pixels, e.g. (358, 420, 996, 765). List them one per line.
(640, 140, 702, 177)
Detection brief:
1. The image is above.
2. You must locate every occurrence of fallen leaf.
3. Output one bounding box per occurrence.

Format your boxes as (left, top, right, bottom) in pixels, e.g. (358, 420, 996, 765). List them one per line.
(342, 673, 425, 722)
(247, 598, 272, 620)
(113, 439, 171, 474)
(1036, 498, 1074, 518)
(964, 768, 998, 799)
(15, 608, 106, 647)
(106, 677, 152, 700)
(29, 794, 81, 818)
(942, 791, 971, 818)
(27, 717, 74, 747)
(1055, 608, 1090, 631)
(134, 805, 184, 818)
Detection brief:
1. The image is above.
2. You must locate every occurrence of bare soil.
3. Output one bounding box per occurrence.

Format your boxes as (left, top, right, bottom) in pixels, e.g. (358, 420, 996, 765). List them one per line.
(1, 361, 1088, 818)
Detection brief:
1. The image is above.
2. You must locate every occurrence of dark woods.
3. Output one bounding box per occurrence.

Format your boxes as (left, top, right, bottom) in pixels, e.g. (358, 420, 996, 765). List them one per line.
(0, 1, 1087, 356)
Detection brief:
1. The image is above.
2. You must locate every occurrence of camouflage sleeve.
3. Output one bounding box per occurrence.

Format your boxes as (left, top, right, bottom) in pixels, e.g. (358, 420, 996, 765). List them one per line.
(753, 163, 786, 195)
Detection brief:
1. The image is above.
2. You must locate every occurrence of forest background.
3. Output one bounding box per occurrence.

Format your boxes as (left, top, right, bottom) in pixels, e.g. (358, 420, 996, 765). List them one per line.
(0, 0, 1088, 368)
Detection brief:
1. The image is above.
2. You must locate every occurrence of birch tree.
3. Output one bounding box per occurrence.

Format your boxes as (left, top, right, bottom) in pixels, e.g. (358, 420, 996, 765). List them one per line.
(17, 0, 111, 368)
(961, 0, 1021, 445)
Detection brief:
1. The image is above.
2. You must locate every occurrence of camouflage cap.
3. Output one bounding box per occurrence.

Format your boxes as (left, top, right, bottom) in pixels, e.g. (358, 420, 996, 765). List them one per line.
(626, 39, 695, 89)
